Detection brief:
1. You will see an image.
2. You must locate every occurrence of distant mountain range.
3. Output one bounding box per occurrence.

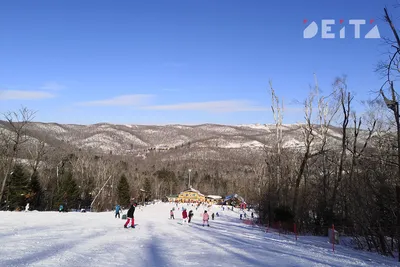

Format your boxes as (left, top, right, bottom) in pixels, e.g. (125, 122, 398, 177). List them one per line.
(0, 121, 352, 160)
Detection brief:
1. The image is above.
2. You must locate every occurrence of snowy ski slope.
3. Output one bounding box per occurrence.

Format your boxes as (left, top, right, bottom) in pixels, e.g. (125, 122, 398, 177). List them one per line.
(0, 203, 398, 267)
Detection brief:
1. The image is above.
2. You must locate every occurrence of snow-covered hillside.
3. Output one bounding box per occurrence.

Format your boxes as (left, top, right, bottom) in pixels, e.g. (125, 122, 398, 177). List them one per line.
(0, 203, 397, 267)
(0, 121, 348, 158)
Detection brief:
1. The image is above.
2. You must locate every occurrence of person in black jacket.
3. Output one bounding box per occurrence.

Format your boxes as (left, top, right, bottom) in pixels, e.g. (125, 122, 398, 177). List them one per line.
(188, 210, 194, 223)
(124, 203, 136, 228)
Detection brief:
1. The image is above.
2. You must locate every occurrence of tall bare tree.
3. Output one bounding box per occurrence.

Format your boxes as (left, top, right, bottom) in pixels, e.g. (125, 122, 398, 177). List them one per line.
(0, 107, 36, 207)
(269, 81, 283, 192)
(378, 8, 400, 260)
(27, 140, 47, 179)
(330, 77, 353, 217)
(293, 86, 316, 218)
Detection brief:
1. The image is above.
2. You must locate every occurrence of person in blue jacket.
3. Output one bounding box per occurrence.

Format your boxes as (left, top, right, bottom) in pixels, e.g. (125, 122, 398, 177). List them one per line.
(115, 204, 121, 218)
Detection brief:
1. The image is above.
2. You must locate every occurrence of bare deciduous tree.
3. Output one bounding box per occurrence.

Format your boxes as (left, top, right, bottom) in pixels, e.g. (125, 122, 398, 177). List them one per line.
(0, 107, 36, 207)
(269, 80, 283, 193)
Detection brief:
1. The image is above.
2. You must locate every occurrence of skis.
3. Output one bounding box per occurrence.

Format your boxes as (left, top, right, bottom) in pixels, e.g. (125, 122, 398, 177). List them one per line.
(123, 224, 139, 229)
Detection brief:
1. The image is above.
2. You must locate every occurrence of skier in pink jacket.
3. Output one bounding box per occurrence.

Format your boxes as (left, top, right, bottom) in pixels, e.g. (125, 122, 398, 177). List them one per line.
(203, 210, 210, 227)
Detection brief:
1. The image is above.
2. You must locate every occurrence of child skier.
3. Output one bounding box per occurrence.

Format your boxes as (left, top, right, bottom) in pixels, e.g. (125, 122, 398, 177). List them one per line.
(124, 203, 136, 228)
(188, 210, 194, 223)
(182, 208, 188, 224)
(211, 213, 214, 220)
(115, 204, 121, 218)
(203, 210, 210, 227)
(170, 209, 175, 219)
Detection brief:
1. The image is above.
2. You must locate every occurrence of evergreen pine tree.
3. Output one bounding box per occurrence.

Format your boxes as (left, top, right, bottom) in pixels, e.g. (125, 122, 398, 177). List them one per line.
(55, 172, 80, 211)
(117, 174, 130, 206)
(27, 171, 43, 210)
(8, 164, 29, 210)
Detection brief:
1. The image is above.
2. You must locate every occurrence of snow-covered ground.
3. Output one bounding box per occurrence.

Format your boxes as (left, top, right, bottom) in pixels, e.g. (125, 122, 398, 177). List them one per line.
(0, 203, 398, 267)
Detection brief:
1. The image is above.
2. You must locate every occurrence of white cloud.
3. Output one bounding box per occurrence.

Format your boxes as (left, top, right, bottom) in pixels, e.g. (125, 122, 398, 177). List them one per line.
(76, 94, 155, 107)
(0, 90, 55, 100)
(41, 82, 65, 91)
(142, 100, 269, 112)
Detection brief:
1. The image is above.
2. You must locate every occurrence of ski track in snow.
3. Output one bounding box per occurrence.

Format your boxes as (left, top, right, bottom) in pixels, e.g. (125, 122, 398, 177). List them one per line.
(0, 203, 398, 267)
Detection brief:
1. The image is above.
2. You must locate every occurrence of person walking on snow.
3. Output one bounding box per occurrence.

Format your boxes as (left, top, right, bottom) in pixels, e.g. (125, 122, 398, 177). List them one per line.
(182, 208, 188, 224)
(170, 209, 175, 219)
(124, 203, 136, 228)
(203, 210, 210, 227)
(188, 210, 194, 223)
(115, 204, 121, 218)
(211, 213, 215, 220)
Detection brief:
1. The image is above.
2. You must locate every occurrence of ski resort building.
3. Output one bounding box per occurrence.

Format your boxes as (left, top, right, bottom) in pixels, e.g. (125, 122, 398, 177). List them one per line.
(177, 187, 206, 203)
(165, 194, 179, 202)
(223, 194, 246, 208)
(205, 195, 223, 204)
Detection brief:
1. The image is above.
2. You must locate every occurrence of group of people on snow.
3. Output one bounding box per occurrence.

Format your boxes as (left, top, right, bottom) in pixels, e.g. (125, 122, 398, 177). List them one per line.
(114, 200, 249, 229)
(180, 207, 210, 226)
(114, 201, 137, 228)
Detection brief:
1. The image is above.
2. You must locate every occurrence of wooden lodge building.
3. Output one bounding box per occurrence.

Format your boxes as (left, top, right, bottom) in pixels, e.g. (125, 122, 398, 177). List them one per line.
(165, 187, 223, 204)
(177, 187, 206, 203)
(223, 194, 246, 208)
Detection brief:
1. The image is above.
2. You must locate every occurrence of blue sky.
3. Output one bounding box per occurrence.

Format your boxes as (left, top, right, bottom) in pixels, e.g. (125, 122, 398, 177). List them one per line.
(0, 0, 395, 125)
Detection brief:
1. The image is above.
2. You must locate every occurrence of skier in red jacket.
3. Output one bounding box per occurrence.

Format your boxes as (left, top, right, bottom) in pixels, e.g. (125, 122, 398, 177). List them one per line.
(124, 203, 136, 228)
(182, 208, 188, 224)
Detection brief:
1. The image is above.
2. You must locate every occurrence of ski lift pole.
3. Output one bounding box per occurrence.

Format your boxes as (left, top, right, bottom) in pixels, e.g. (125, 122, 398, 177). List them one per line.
(90, 175, 112, 211)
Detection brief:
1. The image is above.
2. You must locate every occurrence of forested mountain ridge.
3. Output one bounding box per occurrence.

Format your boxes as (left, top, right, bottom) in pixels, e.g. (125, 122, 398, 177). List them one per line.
(0, 120, 349, 158)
